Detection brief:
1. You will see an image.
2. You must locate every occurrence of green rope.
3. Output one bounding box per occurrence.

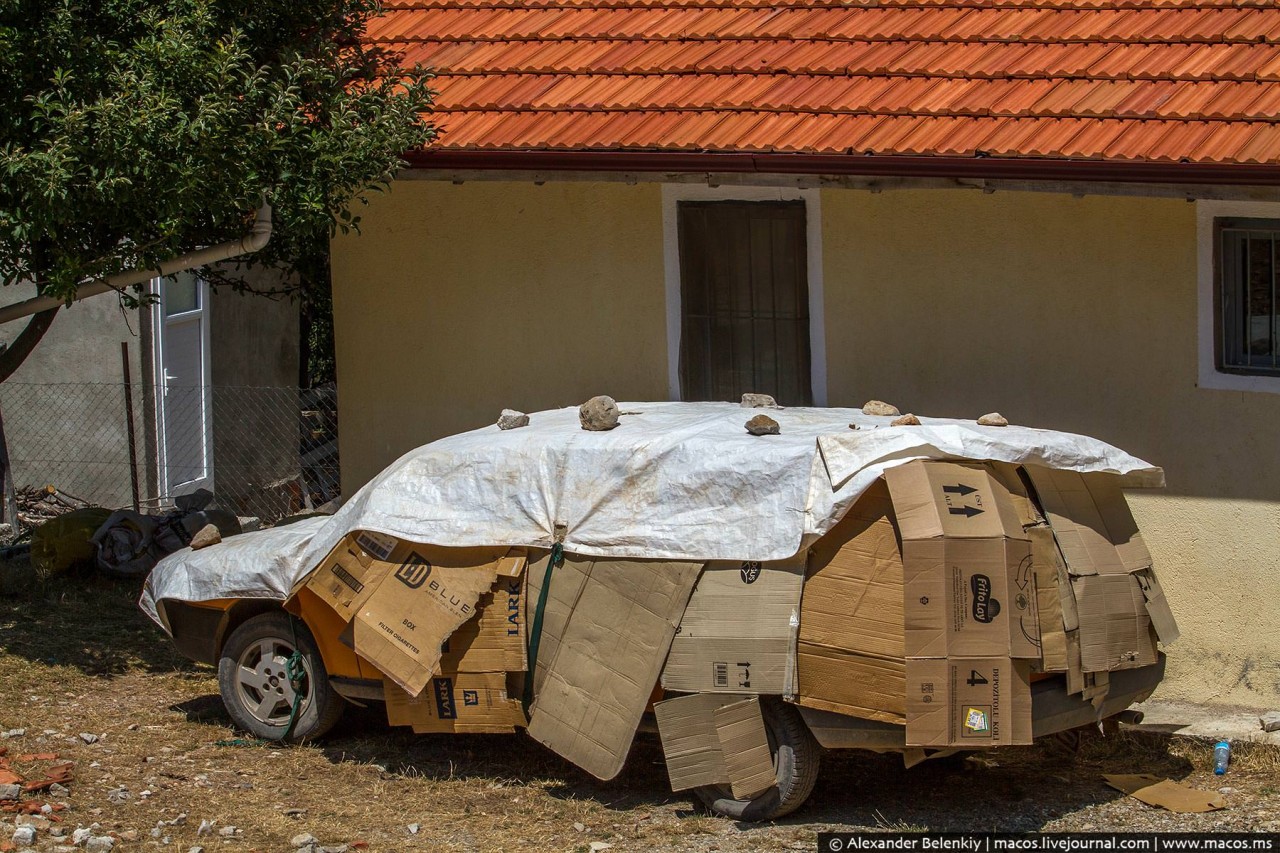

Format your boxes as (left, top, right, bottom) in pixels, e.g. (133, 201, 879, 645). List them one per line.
(522, 542, 563, 716)
(278, 615, 307, 742)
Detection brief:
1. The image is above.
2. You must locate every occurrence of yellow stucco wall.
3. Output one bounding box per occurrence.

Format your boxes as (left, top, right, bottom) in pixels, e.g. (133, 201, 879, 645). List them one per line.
(332, 180, 1279, 707)
(330, 180, 668, 483)
(821, 190, 1280, 707)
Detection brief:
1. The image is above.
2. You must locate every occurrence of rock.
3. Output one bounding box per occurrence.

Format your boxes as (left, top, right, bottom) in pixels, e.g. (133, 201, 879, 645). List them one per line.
(84, 838, 115, 853)
(117, 830, 138, 842)
(14, 815, 50, 831)
(740, 393, 779, 409)
(589, 844, 613, 853)
(72, 828, 94, 845)
(0, 782, 22, 800)
(106, 787, 130, 804)
(891, 413, 921, 426)
(291, 833, 320, 849)
(188, 524, 222, 550)
(745, 414, 780, 436)
(977, 412, 1009, 427)
(3, 728, 26, 738)
(188, 848, 206, 853)
(319, 846, 348, 853)
(847, 423, 859, 430)
(861, 400, 900, 417)
(573, 822, 585, 832)
(78, 732, 98, 744)
(1261, 711, 1280, 733)
(197, 820, 215, 837)
(497, 409, 530, 430)
(1218, 786, 1236, 795)
(579, 396, 620, 431)
(406, 824, 420, 835)
(218, 826, 239, 838)
(12, 825, 36, 847)
(48, 782, 70, 798)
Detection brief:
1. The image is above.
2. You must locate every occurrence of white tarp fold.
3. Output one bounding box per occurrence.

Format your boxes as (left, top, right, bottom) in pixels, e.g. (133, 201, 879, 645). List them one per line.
(142, 402, 1161, 629)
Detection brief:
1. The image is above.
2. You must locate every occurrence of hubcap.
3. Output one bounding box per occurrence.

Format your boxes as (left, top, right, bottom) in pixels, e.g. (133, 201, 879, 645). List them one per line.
(234, 637, 312, 726)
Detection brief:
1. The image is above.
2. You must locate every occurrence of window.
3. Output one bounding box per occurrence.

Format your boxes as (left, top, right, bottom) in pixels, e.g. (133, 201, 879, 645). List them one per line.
(676, 200, 813, 405)
(1217, 218, 1280, 376)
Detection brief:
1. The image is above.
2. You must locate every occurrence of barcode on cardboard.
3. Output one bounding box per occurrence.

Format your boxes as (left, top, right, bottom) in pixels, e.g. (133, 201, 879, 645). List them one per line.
(331, 564, 364, 594)
(355, 531, 396, 561)
(713, 662, 728, 688)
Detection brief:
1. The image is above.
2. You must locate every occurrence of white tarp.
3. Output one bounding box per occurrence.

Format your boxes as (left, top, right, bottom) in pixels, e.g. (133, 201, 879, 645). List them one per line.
(142, 401, 1161, 628)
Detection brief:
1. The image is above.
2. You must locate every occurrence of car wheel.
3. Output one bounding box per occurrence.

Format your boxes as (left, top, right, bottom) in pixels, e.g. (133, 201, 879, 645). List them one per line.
(693, 698, 821, 821)
(217, 612, 345, 743)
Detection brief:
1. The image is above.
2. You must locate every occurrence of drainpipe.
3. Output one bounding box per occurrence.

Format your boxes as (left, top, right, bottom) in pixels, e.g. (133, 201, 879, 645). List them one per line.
(0, 203, 273, 325)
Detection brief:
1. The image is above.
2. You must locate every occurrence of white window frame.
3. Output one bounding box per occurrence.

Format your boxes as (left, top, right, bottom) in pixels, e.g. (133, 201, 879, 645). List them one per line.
(1197, 199, 1280, 394)
(661, 184, 827, 405)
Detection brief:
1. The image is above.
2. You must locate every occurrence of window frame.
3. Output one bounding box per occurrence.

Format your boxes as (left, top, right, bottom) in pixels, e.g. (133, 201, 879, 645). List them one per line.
(1196, 200, 1280, 394)
(661, 184, 827, 405)
(1213, 216, 1280, 377)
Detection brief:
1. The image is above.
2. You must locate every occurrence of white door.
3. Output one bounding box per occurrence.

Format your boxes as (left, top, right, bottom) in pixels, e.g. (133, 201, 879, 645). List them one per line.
(154, 271, 213, 497)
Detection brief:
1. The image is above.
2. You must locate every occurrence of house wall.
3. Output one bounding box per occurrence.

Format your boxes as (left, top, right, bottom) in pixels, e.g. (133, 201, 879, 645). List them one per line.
(331, 179, 1278, 708)
(0, 285, 147, 509)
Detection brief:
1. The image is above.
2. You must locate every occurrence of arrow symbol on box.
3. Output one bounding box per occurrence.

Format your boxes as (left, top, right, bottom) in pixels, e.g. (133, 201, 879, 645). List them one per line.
(943, 484, 977, 496)
(948, 505, 984, 517)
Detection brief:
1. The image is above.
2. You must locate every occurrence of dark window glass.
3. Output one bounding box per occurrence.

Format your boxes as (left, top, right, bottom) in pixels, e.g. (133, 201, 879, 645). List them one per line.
(1218, 218, 1280, 375)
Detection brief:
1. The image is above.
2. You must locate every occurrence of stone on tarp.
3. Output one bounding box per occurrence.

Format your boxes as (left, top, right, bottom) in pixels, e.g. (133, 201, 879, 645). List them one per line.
(740, 393, 779, 409)
(497, 409, 530, 430)
(579, 396, 620, 431)
(862, 400, 900, 417)
(745, 415, 780, 436)
(890, 413, 920, 426)
(977, 412, 1010, 427)
(189, 525, 222, 550)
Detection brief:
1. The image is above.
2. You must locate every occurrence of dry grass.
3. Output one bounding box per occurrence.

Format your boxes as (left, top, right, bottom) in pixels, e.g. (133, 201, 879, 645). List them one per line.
(2, 569, 1280, 851)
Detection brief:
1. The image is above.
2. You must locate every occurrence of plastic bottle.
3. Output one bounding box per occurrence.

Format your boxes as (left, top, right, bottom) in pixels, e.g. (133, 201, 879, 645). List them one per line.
(1213, 741, 1231, 775)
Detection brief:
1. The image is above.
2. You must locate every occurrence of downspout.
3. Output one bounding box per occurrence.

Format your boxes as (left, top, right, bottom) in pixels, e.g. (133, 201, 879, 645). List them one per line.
(0, 203, 273, 325)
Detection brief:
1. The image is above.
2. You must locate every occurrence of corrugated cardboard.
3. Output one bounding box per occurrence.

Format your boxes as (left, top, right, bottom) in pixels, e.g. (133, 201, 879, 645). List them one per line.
(796, 480, 906, 723)
(1073, 573, 1158, 671)
(383, 672, 525, 733)
(526, 554, 702, 781)
(905, 657, 1032, 747)
(300, 533, 392, 622)
(662, 556, 805, 694)
(887, 461, 1038, 661)
(714, 698, 777, 800)
(350, 545, 511, 696)
(1135, 568, 1180, 644)
(440, 568, 527, 673)
(1030, 527, 1068, 673)
(653, 693, 750, 791)
(988, 462, 1045, 529)
(1024, 468, 1152, 575)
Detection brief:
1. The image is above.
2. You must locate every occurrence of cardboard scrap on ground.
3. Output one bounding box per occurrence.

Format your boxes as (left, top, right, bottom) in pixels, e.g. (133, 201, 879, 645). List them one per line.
(526, 554, 702, 781)
(1103, 774, 1227, 813)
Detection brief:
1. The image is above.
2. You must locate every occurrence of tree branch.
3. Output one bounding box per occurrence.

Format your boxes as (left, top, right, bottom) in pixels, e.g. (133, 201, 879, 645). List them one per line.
(0, 308, 58, 384)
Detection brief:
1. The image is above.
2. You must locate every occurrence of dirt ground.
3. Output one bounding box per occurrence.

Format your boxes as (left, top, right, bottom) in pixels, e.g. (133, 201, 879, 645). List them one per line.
(2, 572, 1279, 852)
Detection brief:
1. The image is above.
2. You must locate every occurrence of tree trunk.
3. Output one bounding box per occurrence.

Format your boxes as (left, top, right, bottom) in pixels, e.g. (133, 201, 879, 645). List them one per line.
(0, 307, 57, 384)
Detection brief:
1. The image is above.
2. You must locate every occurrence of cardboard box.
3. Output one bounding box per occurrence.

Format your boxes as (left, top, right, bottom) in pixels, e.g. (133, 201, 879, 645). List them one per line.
(384, 672, 525, 733)
(300, 533, 393, 622)
(1024, 468, 1152, 576)
(662, 556, 806, 694)
(886, 461, 1038, 661)
(344, 542, 519, 696)
(526, 553, 702, 781)
(714, 698, 777, 800)
(1072, 574, 1158, 671)
(796, 480, 906, 723)
(905, 657, 1032, 747)
(440, 569, 527, 673)
(653, 692, 750, 791)
(1030, 528, 1069, 673)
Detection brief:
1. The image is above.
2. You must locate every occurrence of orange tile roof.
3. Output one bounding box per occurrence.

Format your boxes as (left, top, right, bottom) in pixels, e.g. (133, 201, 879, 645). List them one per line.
(370, 0, 1280, 168)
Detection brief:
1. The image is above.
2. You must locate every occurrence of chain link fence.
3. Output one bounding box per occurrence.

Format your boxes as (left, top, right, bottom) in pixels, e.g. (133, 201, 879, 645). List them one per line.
(0, 382, 339, 527)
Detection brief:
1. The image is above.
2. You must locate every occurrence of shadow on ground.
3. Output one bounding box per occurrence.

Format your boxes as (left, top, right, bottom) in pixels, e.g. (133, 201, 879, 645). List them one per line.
(0, 568, 193, 677)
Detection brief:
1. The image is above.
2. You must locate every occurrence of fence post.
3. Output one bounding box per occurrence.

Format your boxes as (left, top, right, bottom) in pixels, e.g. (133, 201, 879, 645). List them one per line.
(0, 401, 15, 527)
(121, 342, 141, 512)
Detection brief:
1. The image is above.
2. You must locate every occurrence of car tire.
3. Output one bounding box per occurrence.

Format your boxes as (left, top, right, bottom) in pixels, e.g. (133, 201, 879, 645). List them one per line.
(693, 698, 821, 821)
(217, 612, 345, 743)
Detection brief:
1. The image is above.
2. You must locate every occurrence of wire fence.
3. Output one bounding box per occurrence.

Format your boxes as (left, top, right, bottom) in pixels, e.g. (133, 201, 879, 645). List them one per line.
(0, 382, 339, 527)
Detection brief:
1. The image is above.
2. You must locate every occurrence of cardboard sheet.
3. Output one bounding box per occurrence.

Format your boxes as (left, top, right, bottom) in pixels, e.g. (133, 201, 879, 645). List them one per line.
(440, 569, 527, 674)
(653, 693, 749, 791)
(384, 673, 525, 733)
(1073, 574, 1158, 671)
(714, 698, 777, 800)
(526, 554, 701, 781)
(662, 557, 805, 695)
(905, 657, 1033, 747)
(1103, 774, 1227, 813)
(301, 533, 392, 622)
(796, 480, 906, 722)
(1024, 468, 1153, 576)
(1135, 568, 1180, 644)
